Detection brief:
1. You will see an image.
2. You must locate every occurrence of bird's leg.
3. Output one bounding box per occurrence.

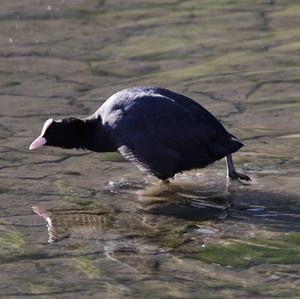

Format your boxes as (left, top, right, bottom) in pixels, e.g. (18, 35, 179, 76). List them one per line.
(225, 154, 251, 182)
(32, 205, 56, 243)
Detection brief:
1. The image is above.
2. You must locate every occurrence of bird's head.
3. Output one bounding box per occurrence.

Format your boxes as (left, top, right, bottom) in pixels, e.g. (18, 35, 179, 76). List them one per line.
(29, 118, 86, 150)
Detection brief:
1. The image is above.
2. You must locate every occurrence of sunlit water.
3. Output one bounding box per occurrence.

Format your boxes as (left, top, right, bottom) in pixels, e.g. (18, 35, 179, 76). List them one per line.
(1, 0, 300, 298)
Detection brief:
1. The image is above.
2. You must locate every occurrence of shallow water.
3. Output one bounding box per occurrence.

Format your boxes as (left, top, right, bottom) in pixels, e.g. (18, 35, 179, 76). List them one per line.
(1, 0, 300, 298)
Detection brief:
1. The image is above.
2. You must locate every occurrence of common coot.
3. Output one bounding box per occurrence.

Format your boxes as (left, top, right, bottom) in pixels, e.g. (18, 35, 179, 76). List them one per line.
(29, 87, 250, 182)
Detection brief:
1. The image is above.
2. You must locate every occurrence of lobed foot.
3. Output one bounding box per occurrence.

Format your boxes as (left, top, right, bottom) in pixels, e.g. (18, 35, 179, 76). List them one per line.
(229, 171, 251, 182)
(226, 155, 251, 183)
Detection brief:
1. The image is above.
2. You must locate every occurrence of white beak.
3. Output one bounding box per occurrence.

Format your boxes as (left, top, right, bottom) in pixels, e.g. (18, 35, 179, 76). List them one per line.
(29, 136, 47, 150)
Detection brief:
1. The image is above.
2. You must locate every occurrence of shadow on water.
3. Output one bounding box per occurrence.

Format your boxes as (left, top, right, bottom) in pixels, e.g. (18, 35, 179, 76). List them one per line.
(139, 180, 300, 231)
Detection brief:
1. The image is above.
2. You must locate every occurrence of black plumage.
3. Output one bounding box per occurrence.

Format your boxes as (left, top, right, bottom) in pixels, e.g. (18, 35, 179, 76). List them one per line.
(30, 87, 249, 181)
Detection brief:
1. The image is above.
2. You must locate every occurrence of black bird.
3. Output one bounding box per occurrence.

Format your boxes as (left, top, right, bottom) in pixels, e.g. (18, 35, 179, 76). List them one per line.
(29, 87, 250, 182)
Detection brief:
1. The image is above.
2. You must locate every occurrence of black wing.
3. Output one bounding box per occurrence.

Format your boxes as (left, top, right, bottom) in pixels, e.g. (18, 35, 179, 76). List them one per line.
(102, 88, 243, 179)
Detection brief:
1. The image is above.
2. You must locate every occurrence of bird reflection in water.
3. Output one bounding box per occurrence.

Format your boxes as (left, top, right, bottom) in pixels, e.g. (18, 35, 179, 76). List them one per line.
(32, 177, 234, 244)
(32, 205, 112, 244)
(32, 205, 56, 243)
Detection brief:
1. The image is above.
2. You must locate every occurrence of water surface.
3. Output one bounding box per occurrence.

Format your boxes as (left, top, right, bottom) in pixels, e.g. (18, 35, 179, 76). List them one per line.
(0, 0, 300, 298)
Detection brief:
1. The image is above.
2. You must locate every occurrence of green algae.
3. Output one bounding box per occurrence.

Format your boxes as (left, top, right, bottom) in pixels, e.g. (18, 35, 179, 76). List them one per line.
(274, 40, 300, 52)
(89, 64, 130, 78)
(71, 256, 101, 279)
(70, 256, 133, 297)
(283, 232, 300, 245)
(254, 101, 300, 112)
(29, 282, 52, 295)
(55, 179, 94, 206)
(272, 4, 300, 17)
(0, 185, 11, 194)
(194, 238, 300, 268)
(143, 222, 195, 251)
(241, 126, 291, 139)
(64, 196, 94, 206)
(0, 223, 27, 263)
(101, 152, 127, 163)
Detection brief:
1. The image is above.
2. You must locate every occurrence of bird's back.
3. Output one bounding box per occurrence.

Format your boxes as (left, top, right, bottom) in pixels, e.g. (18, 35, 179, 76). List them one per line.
(92, 87, 243, 178)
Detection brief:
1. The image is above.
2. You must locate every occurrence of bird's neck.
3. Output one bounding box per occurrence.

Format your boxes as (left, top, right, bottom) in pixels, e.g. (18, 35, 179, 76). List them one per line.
(81, 117, 115, 152)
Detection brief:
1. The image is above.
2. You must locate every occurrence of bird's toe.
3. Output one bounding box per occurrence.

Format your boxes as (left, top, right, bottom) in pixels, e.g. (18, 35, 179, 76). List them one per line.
(229, 171, 251, 182)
